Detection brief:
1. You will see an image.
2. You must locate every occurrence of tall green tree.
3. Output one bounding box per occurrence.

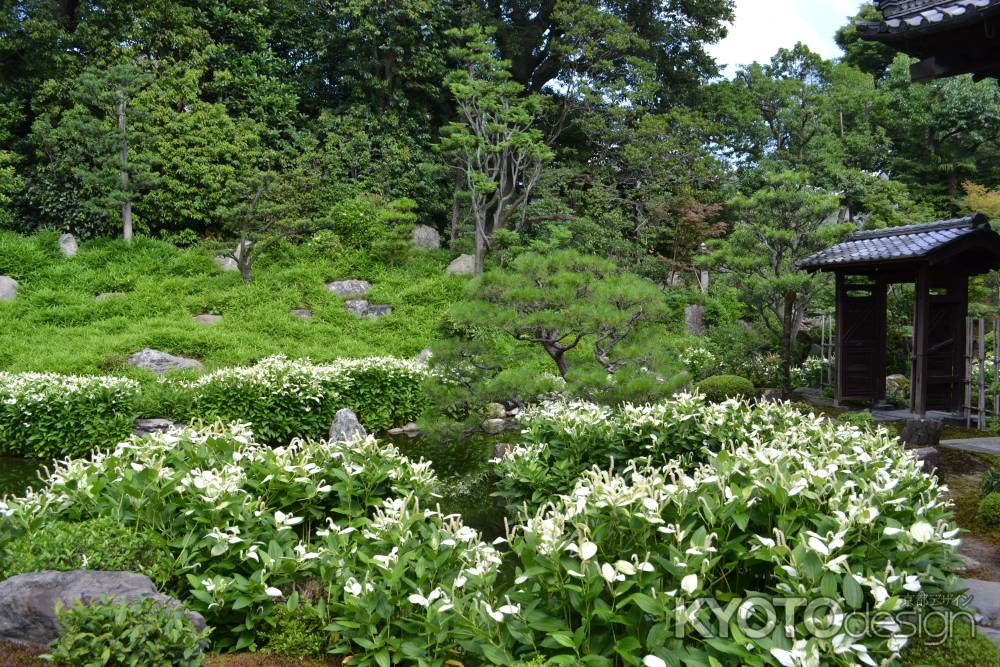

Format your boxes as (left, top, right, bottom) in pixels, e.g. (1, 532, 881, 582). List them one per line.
(442, 26, 553, 275)
(708, 170, 845, 395)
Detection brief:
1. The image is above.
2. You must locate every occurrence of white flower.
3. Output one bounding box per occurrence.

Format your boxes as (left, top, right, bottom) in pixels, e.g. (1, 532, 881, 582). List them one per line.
(601, 562, 618, 583)
(265, 587, 282, 597)
(770, 648, 798, 667)
(580, 541, 598, 560)
(909, 521, 935, 543)
(643, 656, 667, 667)
(681, 574, 698, 595)
(409, 593, 430, 607)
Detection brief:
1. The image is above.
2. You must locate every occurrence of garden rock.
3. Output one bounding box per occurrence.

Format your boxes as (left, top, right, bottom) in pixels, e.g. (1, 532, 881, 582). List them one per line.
(446, 254, 475, 276)
(58, 233, 78, 258)
(126, 348, 203, 375)
(962, 578, 1000, 642)
(0, 570, 206, 647)
(291, 308, 313, 320)
(193, 314, 222, 325)
(886, 374, 908, 397)
(214, 255, 239, 272)
(684, 304, 705, 336)
(344, 300, 392, 318)
(133, 418, 176, 437)
(492, 442, 515, 462)
(911, 446, 940, 473)
(95, 292, 126, 301)
(412, 225, 441, 250)
(326, 280, 372, 297)
(414, 348, 433, 365)
(484, 403, 506, 419)
(387, 422, 421, 438)
(482, 418, 506, 435)
(0, 276, 16, 301)
(957, 554, 984, 575)
(329, 408, 366, 442)
(900, 418, 943, 447)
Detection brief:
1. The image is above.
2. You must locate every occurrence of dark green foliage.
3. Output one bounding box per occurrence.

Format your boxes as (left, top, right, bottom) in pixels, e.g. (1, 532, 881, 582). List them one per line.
(0, 517, 175, 591)
(695, 374, 754, 402)
(50, 597, 209, 667)
(835, 410, 874, 430)
(261, 605, 328, 658)
(979, 492, 1000, 527)
(981, 467, 1000, 496)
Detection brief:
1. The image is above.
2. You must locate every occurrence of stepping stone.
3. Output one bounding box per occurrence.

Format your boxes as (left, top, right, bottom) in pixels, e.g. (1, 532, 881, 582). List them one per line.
(326, 280, 371, 297)
(291, 308, 313, 320)
(127, 348, 203, 375)
(193, 314, 222, 325)
(0, 276, 17, 301)
(344, 300, 392, 319)
(962, 578, 1000, 646)
(482, 418, 506, 435)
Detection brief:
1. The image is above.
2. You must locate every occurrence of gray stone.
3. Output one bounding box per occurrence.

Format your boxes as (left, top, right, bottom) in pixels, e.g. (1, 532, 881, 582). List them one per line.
(329, 408, 366, 442)
(482, 418, 506, 435)
(412, 224, 441, 250)
(291, 308, 313, 320)
(962, 579, 1000, 629)
(58, 233, 78, 258)
(484, 402, 506, 419)
(446, 254, 476, 276)
(0, 276, 17, 301)
(0, 570, 205, 647)
(956, 553, 983, 575)
(344, 299, 391, 318)
(414, 348, 433, 365)
(911, 446, 940, 473)
(126, 348, 203, 375)
(214, 255, 239, 272)
(133, 418, 176, 437)
(401, 422, 420, 436)
(886, 374, 909, 397)
(326, 280, 372, 297)
(900, 418, 943, 447)
(193, 314, 222, 325)
(684, 304, 706, 336)
(95, 292, 126, 301)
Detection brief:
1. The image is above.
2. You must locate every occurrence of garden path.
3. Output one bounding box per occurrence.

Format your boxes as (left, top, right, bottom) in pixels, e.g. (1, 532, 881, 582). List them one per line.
(940, 438, 1000, 457)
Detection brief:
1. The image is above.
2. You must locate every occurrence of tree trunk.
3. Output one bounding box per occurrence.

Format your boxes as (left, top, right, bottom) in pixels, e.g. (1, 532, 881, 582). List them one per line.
(543, 344, 569, 377)
(117, 94, 132, 242)
(781, 293, 796, 398)
(474, 221, 486, 275)
(450, 165, 463, 251)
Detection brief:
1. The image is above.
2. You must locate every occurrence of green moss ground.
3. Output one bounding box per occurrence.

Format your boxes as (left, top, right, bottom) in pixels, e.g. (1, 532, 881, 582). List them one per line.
(0, 231, 464, 376)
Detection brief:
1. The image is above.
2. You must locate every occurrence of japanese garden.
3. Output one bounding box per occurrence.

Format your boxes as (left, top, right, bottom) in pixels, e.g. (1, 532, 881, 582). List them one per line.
(5, 1, 1000, 665)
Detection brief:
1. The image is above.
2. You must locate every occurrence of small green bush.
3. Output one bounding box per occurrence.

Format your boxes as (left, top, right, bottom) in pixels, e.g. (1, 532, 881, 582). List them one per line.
(978, 492, 1000, 527)
(982, 466, 1000, 496)
(835, 410, 874, 429)
(0, 517, 175, 590)
(49, 597, 208, 666)
(261, 604, 328, 657)
(0, 372, 139, 458)
(695, 374, 754, 402)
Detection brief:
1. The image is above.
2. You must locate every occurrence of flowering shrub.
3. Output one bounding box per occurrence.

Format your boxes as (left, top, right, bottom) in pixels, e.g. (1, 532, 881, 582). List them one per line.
(496, 396, 825, 512)
(187, 355, 427, 443)
(679, 346, 719, 381)
(483, 400, 959, 666)
(0, 372, 139, 458)
(791, 357, 831, 389)
(0, 422, 439, 650)
(731, 353, 782, 387)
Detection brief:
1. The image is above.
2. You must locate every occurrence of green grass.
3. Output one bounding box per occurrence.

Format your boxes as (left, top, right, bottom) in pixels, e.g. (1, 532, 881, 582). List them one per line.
(899, 618, 1000, 666)
(0, 231, 464, 376)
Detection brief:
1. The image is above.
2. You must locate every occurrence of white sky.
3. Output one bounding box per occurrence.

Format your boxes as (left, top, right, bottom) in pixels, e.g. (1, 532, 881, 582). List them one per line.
(708, 0, 865, 76)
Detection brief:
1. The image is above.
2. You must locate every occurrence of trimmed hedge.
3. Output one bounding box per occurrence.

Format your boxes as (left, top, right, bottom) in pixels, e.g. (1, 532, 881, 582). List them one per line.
(0, 372, 140, 458)
(0, 356, 428, 457)
(695, 373, 754, 402)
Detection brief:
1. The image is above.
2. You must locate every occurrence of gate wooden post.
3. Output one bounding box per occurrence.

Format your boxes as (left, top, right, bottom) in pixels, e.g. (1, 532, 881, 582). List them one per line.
(912, 266, 930, 417)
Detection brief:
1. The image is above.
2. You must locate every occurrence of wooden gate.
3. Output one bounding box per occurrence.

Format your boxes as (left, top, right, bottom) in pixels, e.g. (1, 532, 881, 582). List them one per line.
(836, 277, 886, 403)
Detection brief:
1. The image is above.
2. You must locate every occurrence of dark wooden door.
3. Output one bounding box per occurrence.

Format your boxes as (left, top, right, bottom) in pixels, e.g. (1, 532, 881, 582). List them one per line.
(925, 277, 968, 411)
(837, 278, 887, 404)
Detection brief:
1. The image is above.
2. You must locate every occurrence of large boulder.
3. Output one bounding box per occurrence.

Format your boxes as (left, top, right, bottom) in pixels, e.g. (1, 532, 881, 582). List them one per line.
(126, 348, 203, 375)
(214, 255, 239, 272)
(684, 304, 706, 336)
(886, 374, 909, 398)
(58, 233, 78, 258)
(446, 254, 476, 276)
(411, 225, 441, 250)
(414, 348, 433, 365)
(133, 418, 176, 437)
(329, 408, 366, 442)
(0, 570, 205, 647)
(899, 418, 943, 447)
(326, 280, 372, 297)
(0, 276, 16, 301)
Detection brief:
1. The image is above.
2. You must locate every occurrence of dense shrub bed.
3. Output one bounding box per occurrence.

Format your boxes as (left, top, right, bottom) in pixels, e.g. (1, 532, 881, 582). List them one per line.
(0, 356, 427, 456)
(0, 398, 963, 666)
(0, 372, 140, 457)
(186, 355, 427, 442)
